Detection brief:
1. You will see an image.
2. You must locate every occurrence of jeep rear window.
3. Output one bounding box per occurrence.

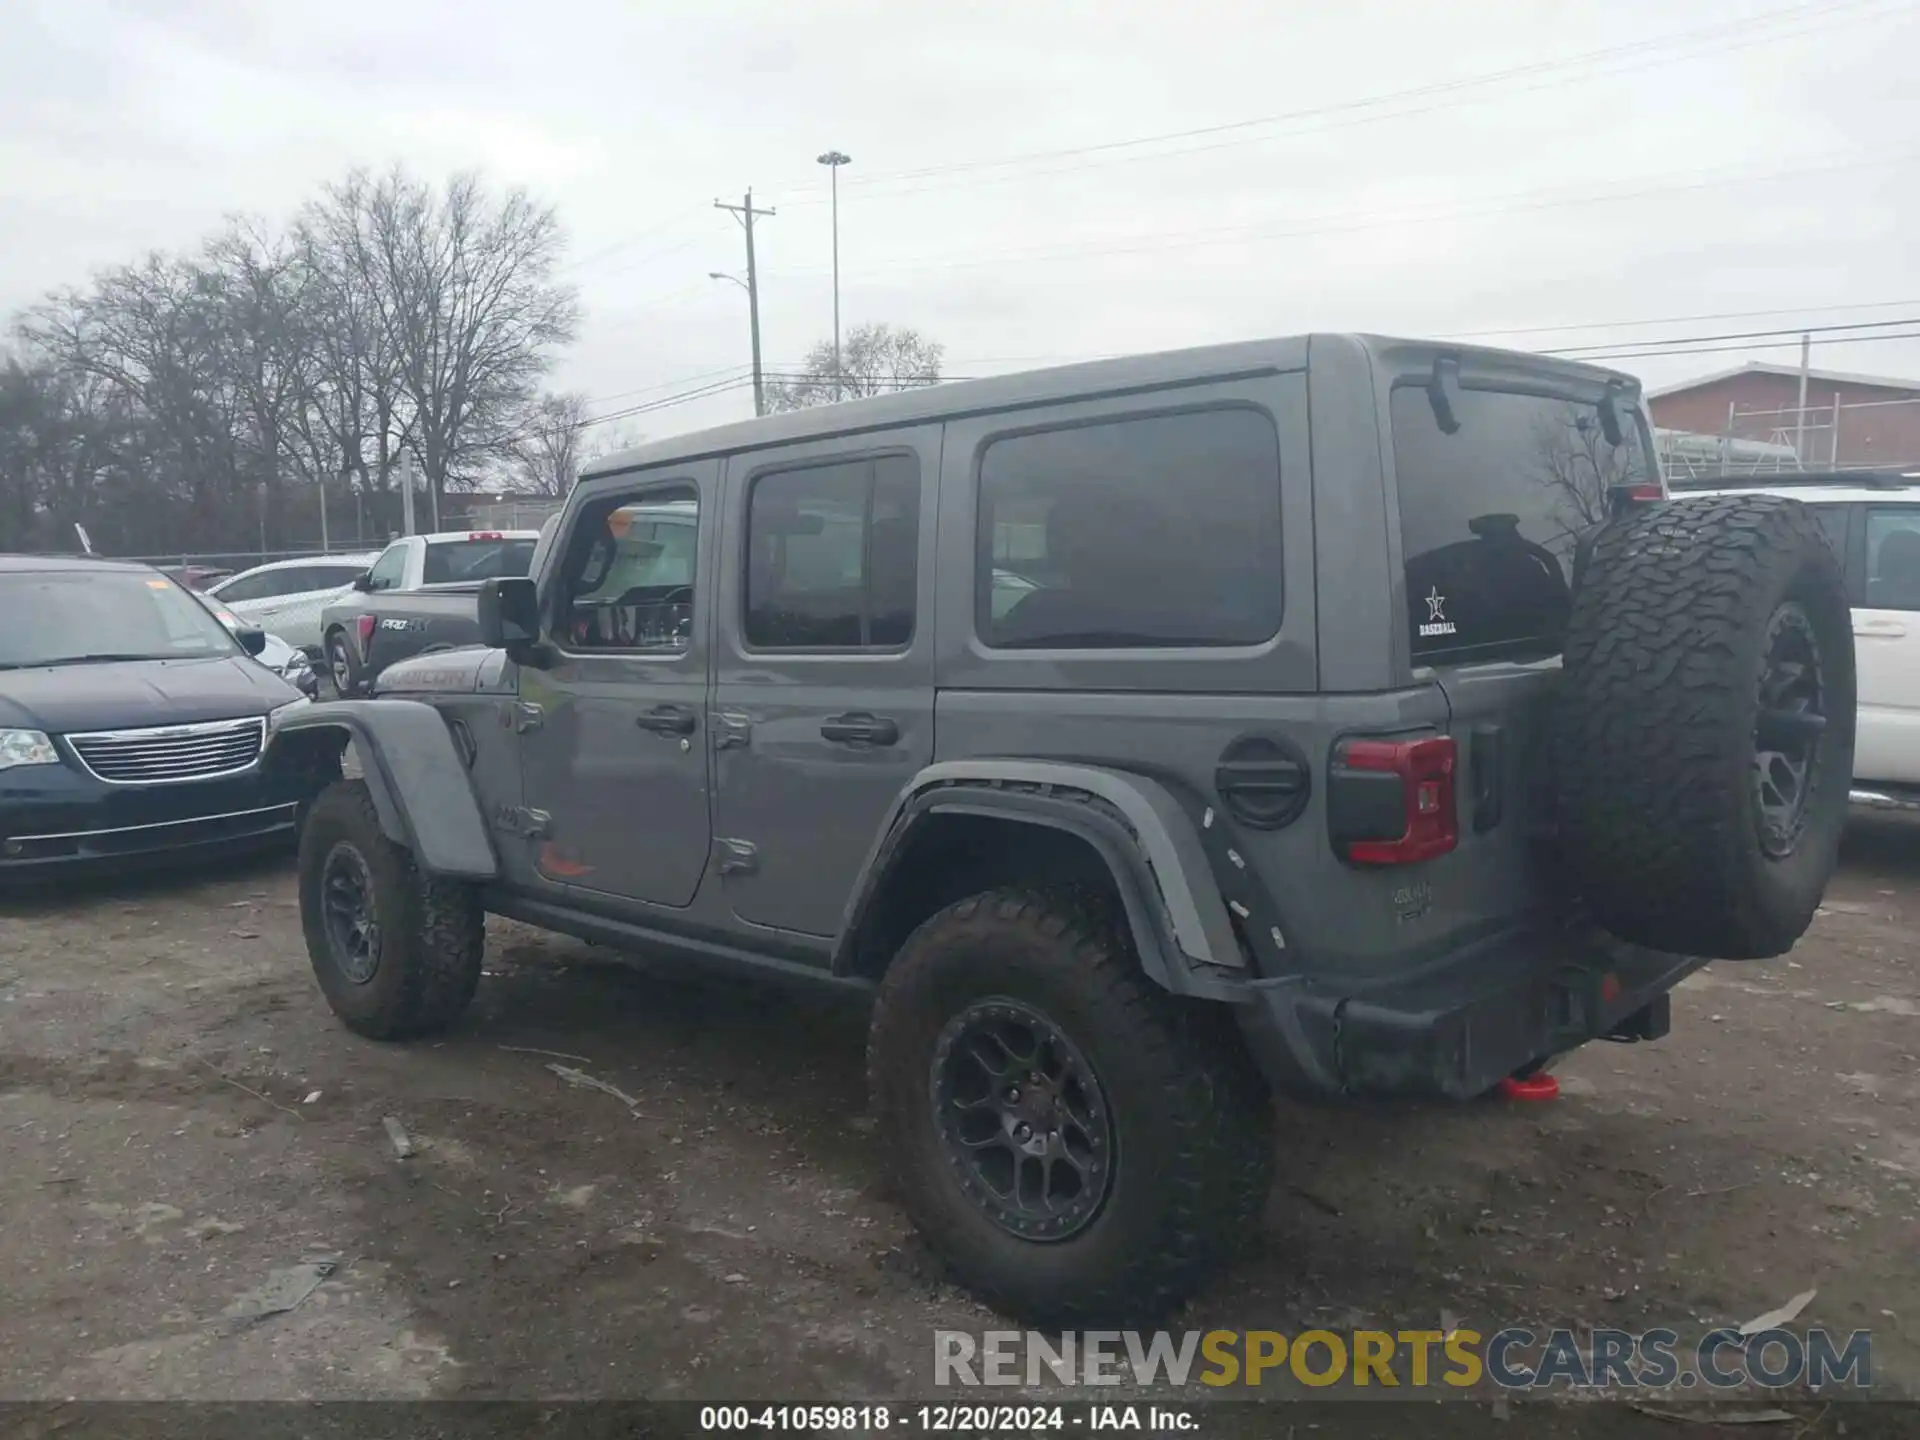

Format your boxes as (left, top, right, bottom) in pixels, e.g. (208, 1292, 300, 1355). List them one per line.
(977, 406, 1283, 649)
(1392, 384, 1652, 664)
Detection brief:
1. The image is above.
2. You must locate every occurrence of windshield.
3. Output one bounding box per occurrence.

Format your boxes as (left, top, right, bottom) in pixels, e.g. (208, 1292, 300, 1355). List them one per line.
(0, 570, 242, 669)
(422, 538, 536, 585)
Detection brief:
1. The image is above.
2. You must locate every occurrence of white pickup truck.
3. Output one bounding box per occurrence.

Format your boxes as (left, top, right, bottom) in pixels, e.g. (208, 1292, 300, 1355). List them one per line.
(1683, 472, 1920, 810)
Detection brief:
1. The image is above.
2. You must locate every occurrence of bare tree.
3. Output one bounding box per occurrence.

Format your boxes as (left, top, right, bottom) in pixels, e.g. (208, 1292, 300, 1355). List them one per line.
(365, 170, 580, 518)
(764, 322, 944, 412)
(203, 223, 310, 545)
(290, 171, 415, 526)
(5, 163, 583, 555)
(509, 390, 591, 496)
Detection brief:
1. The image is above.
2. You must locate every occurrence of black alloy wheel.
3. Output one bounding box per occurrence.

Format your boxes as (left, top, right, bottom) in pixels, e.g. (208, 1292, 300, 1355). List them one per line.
(930, 997, 1115, 1241)
(1751, 600, 1829, 860)
(320, 841, 381, 984)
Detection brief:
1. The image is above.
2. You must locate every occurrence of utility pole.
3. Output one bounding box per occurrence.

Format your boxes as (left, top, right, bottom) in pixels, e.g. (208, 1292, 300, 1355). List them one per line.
(1795, 332, 1812, 462)
(715, 190, 775, 417)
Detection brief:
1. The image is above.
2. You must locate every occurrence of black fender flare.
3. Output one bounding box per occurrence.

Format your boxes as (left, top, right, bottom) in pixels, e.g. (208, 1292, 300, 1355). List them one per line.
(265, 700, 497, 880)
(833, 760, 1248, 1001)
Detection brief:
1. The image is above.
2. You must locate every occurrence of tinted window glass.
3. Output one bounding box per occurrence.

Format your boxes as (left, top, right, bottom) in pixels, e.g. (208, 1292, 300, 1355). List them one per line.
(422, 538, 536, 585)
(561, 489, 698, 651)
(1393, 385, 1653, 663)
(1813, 505, 1849, 558)
(745, 454, 920, 649)
(269, 567, 322, 595)
(0, 571, 240, 668)
(365, 545, 407, 592)
(976, 408, 1283, 649)
(307, 564, 369, 591)
(211, 570, 278, 603)
(1866, 506, 1920, 611)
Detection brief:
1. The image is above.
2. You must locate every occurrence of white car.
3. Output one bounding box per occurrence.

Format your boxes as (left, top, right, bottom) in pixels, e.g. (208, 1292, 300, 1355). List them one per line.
(206, 553, 382, 655)
(1681, 472, 1920, 811)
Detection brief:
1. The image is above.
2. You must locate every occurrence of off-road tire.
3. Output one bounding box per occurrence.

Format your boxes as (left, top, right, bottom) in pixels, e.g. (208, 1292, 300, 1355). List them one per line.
(867, 888, 1274, 1324)
(297, 779, 484, 1039)
(1556, 494, 1856, 959)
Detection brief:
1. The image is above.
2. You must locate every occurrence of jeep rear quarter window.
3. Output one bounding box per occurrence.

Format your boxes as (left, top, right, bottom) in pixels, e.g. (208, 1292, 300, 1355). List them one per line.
(1392, 384, 1652, 664)
(976, 406, 1283, 649)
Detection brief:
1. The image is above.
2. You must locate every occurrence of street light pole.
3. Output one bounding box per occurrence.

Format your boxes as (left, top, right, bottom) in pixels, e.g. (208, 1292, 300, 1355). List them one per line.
(816, 150, 850, 399)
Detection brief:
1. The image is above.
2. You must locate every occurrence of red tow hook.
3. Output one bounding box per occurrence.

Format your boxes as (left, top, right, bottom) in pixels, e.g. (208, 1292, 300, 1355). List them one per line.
(1496, 1071, 1561, 1102)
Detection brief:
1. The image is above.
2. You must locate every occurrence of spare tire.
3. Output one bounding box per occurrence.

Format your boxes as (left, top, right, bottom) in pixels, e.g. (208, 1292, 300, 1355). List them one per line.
(1554, 494, 1855, 960)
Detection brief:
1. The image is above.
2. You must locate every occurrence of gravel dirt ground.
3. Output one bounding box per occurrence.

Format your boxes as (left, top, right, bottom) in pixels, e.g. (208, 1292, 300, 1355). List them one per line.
(1, 818, 1915, 1432)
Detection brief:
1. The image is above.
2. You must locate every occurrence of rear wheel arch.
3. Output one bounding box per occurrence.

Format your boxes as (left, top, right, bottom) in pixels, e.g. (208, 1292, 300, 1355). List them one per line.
(836, 776, 1245, 1001)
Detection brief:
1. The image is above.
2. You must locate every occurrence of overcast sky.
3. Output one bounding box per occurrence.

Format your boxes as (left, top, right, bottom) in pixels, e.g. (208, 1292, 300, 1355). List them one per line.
(5, 0, 1917, 443)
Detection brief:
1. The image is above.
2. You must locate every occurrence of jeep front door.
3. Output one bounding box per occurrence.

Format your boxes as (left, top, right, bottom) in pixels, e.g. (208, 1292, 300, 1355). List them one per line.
(712, 435, 937, 937)
(518, 469, 714, 907)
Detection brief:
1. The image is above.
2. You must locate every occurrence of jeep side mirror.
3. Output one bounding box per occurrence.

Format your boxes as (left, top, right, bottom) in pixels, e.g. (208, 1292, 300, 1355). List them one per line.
(350, 571, 372, 593)
(478, 576, 541, 662)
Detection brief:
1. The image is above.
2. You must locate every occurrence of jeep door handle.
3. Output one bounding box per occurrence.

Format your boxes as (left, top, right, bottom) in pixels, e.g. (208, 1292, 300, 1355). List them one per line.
(636, 703, 698, 737)
(820, 712, 899, 746)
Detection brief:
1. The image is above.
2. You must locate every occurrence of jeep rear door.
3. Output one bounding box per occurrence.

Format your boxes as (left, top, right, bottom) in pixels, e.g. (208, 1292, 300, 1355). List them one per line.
(1381, 345, 1660, 945)
(710, 428, 939, 938)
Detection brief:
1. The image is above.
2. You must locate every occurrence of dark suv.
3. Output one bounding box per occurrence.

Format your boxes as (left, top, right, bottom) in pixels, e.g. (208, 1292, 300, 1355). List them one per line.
(269, 334, 1856, 1322)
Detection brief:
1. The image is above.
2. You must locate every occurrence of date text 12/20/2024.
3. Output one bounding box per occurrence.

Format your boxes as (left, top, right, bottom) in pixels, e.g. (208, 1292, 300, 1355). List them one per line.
(700, 1407, 1192, 1432)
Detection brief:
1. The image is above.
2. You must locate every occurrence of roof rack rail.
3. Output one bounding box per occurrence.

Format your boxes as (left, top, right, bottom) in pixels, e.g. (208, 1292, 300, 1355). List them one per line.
(1666, 468, 1915, 492)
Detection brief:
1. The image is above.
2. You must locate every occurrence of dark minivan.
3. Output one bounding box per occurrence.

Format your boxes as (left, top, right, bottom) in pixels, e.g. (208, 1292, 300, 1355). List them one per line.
(0, 556, 334, 874)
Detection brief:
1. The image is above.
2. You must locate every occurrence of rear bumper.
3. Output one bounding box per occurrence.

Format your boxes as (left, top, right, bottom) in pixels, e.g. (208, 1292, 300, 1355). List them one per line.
(1234, 920, 1705, 1101)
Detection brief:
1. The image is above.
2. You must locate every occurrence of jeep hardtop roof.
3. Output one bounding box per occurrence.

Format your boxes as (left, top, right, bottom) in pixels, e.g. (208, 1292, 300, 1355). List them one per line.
(581, 333, 1642, 481)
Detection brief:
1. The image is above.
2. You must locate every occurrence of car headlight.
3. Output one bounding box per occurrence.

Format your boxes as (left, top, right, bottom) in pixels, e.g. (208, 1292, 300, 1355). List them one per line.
(0, 729, 60, 771)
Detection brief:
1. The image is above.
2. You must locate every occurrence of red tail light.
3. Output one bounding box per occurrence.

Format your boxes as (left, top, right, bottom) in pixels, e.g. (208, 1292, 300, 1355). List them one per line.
(1329, 736, 1458, 865)
(467, 531, 505, 541)
(355, 614, 376, 649)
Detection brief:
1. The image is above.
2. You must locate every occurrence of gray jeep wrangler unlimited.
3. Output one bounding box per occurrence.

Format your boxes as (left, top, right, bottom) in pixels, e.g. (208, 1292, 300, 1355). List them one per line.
(270, 334, 1855, 1323)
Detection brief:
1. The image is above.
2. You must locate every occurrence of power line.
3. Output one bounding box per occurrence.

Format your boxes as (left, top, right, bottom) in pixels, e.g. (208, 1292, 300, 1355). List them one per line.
(1442, 298, 1920, 343)
(560, 202, 713, 274)
(758, 148, 1917, 281)
(765, 0, 1901, 204)
(1551, 330, 1920, 364)
(1542, 316, 1920, 356)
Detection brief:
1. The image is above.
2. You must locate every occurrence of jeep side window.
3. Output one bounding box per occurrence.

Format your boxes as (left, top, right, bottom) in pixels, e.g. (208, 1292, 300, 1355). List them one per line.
(559, 487, 699, 652)
(976, 407, 1283, 649)
(744, 453, 920, 649)
(364, 544, 407, 592)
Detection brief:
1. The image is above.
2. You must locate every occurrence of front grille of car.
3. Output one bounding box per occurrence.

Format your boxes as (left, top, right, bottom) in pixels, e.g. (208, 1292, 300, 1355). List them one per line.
(67, 716, 266, 784)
